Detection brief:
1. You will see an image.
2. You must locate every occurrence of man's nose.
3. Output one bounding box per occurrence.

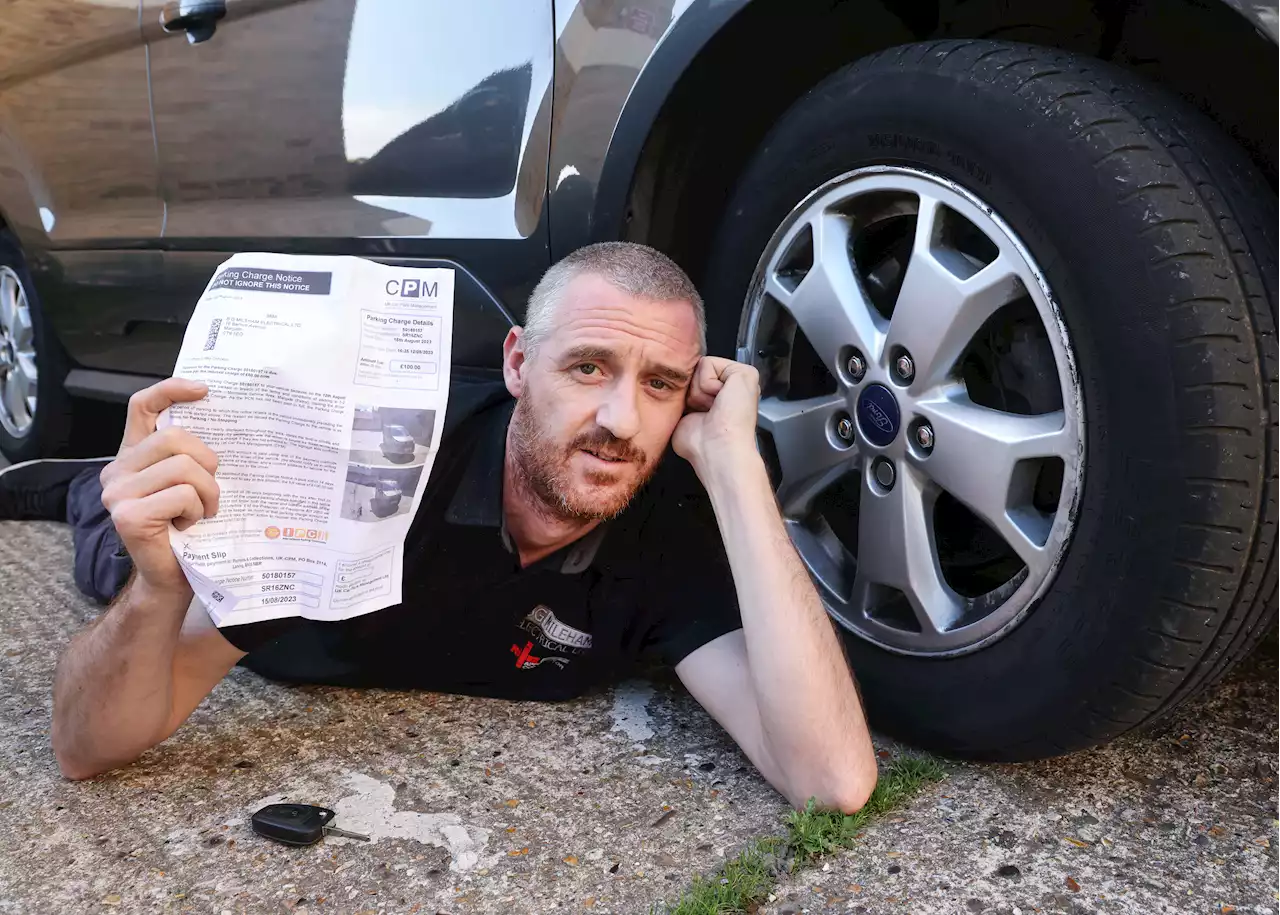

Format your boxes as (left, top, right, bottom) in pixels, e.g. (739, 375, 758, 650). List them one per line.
(596, 381, 641, 442)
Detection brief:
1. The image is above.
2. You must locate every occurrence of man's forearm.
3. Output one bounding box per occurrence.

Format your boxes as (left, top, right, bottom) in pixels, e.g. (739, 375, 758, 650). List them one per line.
(701, 453, 877, 809)
(52, 576, 192, 779)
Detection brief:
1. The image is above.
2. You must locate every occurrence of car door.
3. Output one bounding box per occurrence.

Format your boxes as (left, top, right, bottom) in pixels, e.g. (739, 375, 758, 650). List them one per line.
(140, 0, 554, 374)
(0, 0, 167, 377)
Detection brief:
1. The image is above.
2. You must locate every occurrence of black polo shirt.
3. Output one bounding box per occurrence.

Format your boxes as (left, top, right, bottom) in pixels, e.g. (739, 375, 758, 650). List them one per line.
(225, 381, 743, 701)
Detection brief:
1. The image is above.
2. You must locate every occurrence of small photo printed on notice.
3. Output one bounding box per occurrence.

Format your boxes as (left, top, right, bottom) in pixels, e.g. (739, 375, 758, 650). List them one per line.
(340, 404, 434, 523)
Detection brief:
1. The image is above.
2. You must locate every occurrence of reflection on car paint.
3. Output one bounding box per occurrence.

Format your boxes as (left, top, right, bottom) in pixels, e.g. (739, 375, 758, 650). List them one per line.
(142, 0, 553, 241)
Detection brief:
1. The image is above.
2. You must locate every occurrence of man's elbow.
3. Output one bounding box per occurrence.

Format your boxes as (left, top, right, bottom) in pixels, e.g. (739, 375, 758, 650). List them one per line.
(51, 717, 134, 781)
(57, 757, 104, 781)
(52, 732, 105, 781)
(795, 759, 878, 815)
(827, 769, 877, 815)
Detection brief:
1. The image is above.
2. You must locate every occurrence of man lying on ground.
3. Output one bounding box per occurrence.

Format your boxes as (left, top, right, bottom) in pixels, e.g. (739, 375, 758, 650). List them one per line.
(0, 242, 877, 810)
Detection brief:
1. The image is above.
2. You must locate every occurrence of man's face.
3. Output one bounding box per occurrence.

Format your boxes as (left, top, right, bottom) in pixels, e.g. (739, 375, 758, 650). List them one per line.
(504, 273, 702, 521)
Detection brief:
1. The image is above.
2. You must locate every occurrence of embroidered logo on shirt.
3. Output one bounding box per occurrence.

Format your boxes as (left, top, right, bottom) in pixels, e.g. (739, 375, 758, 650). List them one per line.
(519, 605, 593, 655)
(510, 641, 568, 670)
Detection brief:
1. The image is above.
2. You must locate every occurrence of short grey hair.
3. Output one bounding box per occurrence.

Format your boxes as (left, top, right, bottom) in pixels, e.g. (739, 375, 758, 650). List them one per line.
(522, 241, 706, 354)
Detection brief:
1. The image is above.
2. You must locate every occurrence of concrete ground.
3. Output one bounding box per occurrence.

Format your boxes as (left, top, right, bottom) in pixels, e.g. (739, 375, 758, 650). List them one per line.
(0, 520, 1275, 915)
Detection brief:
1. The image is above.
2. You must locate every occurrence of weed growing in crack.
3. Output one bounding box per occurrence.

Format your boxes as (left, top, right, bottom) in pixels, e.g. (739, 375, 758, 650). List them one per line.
(658, 754, 947, 915)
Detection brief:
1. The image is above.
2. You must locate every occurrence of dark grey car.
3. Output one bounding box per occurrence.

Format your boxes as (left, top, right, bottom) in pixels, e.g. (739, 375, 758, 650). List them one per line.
(0, 0, 1275, 761)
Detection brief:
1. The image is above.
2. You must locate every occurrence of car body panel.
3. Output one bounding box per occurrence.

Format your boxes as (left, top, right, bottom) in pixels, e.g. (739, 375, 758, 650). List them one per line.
(141, 0, 553, 243)
(23, 0, 555, 378)
(0, 0, 161, 247)
(43, 249, 514, 377)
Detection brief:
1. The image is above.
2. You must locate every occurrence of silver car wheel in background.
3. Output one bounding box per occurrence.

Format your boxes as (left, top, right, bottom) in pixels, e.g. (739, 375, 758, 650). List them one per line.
(740, 166, 1084, 656)
(0, 265, 37, 438)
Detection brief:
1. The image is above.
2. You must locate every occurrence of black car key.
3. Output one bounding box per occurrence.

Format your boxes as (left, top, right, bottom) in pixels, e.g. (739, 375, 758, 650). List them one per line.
(251, 803, 370, 846)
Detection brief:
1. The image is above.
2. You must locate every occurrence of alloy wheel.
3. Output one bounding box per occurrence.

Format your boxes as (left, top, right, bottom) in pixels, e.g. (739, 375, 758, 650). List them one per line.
(740, 166, 1084, 656)
(0, 265, 37, 438)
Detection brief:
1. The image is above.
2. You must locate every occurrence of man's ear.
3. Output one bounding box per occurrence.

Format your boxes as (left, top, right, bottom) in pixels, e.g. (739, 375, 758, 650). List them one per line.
(502, 326, 527, 398)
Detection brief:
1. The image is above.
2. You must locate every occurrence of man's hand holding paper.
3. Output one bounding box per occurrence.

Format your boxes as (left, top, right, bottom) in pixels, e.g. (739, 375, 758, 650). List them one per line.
(99, 378, 219, 596)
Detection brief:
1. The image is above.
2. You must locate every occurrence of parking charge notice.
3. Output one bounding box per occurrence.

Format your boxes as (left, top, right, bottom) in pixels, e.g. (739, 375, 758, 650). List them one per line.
(159, 253, 454, 629)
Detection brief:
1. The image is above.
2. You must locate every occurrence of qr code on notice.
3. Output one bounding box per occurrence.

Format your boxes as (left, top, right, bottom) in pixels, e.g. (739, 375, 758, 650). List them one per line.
(203, 318, 222, 351)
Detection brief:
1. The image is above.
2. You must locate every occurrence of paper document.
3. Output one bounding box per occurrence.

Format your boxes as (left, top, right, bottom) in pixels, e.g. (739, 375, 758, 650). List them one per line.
(159, 253, 454, 627)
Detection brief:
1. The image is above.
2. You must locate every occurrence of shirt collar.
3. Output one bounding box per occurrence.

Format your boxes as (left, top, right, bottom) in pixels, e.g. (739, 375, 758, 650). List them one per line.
(444, 399, 608, 573)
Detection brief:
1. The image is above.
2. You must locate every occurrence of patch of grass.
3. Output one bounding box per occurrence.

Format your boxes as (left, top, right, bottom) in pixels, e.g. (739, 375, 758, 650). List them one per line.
(659, 754, 947, 915)
(663, 837, 782, 915)
(785, 753, 947, 865)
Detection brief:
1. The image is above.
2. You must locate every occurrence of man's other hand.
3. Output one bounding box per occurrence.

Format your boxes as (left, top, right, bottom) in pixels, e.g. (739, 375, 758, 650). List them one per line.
(98, 378, 218, 594)
(672, 356, 760, 476)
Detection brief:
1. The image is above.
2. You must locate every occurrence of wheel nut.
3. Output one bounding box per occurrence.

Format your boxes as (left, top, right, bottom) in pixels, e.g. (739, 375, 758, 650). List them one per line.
(846, 353, 866, 383)
(915, 423, 934, 451)
(873, 457, 896, 490)
(894, 352, 915, 383)
(836, 416, 854, 443)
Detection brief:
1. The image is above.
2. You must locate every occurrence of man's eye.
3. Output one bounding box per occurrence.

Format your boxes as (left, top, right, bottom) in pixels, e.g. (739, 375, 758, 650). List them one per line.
(648, 378, 670, 391)
(577, 363, 599, 376)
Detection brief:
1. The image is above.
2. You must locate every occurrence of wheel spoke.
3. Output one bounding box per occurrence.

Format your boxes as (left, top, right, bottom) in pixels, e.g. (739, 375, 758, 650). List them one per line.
(10, 295, 33, 351)
(2, 369, 31, 430)
(758, 393, 854, 515)
(915, 395, 1072, 572)
(886, 194, 1024, 390)
(788, 516, 855, 611)
(14, 352, 37, 388)
(853, 463, 964, 635)
(0, 272, 16, 336)
(770, 211, 886, 374)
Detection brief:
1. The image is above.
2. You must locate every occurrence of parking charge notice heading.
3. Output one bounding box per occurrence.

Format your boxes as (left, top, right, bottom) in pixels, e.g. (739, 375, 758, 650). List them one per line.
(211, 267, 333, 295)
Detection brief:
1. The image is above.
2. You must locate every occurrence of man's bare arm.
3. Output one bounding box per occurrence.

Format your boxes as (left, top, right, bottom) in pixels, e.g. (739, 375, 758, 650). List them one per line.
(53, 584, 244, 779)
(51, 378, 244, 779)
(673, 358, 877, 813)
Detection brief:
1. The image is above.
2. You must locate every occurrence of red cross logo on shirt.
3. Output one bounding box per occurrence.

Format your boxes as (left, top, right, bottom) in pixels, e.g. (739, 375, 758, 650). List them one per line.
(511, 641, 540, 668)
(510, 640, 569, 670)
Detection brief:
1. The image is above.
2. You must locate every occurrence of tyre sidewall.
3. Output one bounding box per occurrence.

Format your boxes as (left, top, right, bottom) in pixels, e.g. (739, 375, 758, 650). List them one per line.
(703, 55, 1191, 756)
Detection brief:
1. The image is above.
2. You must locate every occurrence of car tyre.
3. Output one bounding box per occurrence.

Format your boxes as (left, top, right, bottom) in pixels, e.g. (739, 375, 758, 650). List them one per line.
(703, 40, 1277, 760)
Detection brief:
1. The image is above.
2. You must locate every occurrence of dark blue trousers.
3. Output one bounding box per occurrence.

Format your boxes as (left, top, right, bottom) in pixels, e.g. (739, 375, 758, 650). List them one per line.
(66, 467, 133, 605)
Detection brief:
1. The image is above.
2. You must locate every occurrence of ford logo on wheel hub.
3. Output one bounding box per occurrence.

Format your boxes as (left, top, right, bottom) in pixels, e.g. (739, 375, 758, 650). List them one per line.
(856, 384, 901, 447)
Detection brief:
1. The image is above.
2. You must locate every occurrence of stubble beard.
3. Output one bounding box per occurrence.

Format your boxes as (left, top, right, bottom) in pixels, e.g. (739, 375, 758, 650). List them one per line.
(507, 394, 655, 523)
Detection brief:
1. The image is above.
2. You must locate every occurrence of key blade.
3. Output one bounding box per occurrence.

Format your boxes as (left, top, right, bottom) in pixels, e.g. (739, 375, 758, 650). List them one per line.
(323, 825, 370, 842)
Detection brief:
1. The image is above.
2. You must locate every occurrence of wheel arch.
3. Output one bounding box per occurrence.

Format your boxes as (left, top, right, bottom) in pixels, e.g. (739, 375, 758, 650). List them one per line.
(1216, 0, 1279, 40)
(599, 0, 1277, 292)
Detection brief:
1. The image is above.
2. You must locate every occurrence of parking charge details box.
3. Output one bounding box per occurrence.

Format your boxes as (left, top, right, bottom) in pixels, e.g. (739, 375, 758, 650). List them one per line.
(355, 309, 443, 391)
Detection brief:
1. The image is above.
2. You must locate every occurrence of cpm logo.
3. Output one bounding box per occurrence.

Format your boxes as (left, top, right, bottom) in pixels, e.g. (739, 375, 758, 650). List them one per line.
(385, 278, 439, 299)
